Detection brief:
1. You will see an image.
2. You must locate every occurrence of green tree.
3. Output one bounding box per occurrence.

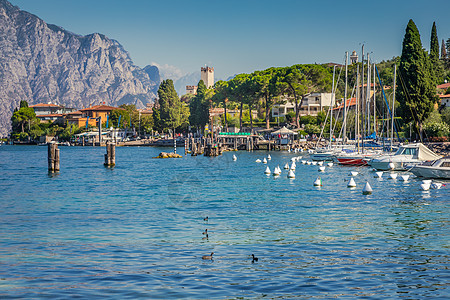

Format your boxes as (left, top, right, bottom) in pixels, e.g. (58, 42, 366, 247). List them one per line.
(430, 22, 439, 62)
(152, 105, 162, 132)
(442, 39, 447, 60)
(228, 74, 250, 130)
(158, 79, 183, 134)
(277, 66, 307, 128)
(189, 80, 210, 132)
(254, 69, 280, 129)
(11, 105, 37, 133)
(109, 108, 130, 128)
(212, 80, 230, 129)
(19, 100, 29, 108)
(446, 38, 450, 57)
(140, 115, 154, 134)
(397, 19, 438, 140)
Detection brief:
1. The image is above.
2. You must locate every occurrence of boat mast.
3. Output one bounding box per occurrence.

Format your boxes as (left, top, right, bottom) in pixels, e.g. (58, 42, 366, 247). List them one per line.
(391, 64, 397, 150)
(367, 53, 371, 136)
(373, 63, 376, 137)
(361, 44, 365, 148)
(330, 65, 336, 147)
(356, 64, 360, 153)
(343, 52, 348, 144)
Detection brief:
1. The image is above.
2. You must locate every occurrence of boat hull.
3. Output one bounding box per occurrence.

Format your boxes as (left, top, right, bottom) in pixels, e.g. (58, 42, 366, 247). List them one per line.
(410, 166, 450, 179)
(336, 157, 368, 166)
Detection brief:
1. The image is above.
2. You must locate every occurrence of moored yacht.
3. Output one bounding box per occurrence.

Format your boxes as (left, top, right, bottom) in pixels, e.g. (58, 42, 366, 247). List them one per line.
(369, 143, 441, 171)
(409, 156, 450, 179)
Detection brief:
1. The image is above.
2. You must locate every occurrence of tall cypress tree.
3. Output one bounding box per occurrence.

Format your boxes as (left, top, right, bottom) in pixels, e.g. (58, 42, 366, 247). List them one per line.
(441, 39, 447, 60)
(397, 19, 438, 140)
(189, 80, 210, 131)
(430, 22, 439, 62)
(157, 79, 182, 132)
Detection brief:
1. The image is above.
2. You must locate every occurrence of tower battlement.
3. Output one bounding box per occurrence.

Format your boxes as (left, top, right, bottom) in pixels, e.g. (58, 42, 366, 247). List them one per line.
(201, 66, 214, 88)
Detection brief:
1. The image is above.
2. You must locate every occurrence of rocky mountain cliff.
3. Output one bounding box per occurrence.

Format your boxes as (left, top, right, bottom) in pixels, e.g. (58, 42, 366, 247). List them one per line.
(0, 0, 159, 136)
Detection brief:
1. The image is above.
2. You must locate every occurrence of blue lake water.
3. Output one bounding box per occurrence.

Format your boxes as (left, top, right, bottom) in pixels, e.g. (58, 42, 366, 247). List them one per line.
(0, 145, 449, 299)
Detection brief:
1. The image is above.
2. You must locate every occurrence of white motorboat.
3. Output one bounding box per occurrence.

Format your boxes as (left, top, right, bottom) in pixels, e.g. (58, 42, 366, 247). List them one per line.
(369, 143, 441, 171)
(409, 156, 450, 179)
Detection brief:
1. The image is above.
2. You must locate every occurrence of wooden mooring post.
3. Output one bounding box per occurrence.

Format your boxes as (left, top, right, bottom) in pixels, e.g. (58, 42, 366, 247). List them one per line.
(48, 142, 60, 173)
(104, 142, 116, 167)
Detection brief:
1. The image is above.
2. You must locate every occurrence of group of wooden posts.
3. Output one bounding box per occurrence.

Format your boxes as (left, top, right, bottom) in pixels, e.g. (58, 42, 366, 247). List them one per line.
(184, 136, 257, 156)
(47, 142, 116, 173)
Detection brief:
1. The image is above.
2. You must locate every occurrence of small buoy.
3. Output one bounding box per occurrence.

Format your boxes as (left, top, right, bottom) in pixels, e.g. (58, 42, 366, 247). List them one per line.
(287, 170, 295, 179)
(420, 183, 431, 191)
(318, 161, 323, 166)
(273, 166, 281, 176)
(319, 166, 326, 172)
(327, 162, 333, 167)
(400, 174, 410, 182)
(301, 160, 306, 164)
(232, 154, 237, 161)
(255, 159, 261, 163)
(267, 154, 271, 160)
(389, 173, 398, 180)
(388, 162, 395, 170)
(372, 168, 377, 172)
(263, 158, 267, 164)
(313, 176, 322, 186)
(347, 177, 356, 188)
(291, 162, 296, 170)
(284, 163, 289, 169)
(306, 161, 312, 165)
(375, 171, 383, 178)
(264, 166, 271, 175)
(297, 156, 302, 160)
(291, 157, 296, 162)
(362, 182, 373, 195)
(312, 161, 317, 165)
(422, 179, 432, 185)
(350, 171, 358, 177)
(431, 182, 443, 189)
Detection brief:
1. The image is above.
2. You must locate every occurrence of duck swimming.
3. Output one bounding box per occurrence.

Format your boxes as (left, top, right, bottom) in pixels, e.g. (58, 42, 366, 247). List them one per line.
(203, 216, 208, 221)
(202, 229, 208, 235)
(202, 234, 209, 240)
(252, 254, 258, 263)
(202, 252, 214, 260)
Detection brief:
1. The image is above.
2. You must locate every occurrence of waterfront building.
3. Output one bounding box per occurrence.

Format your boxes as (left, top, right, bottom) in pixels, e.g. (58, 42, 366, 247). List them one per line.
(66, 105, 123, 127)
(272, 93, 335, 118)
(30, 103, 75, 123)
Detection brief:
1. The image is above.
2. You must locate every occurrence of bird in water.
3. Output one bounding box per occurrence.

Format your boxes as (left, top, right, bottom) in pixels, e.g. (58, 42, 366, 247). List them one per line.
(202, 252, 214, 260)
(202, 234, 209, 240)
(203, 216, 208, 221)
(251, 254, 258, 263)
(202, 229, 208, 235)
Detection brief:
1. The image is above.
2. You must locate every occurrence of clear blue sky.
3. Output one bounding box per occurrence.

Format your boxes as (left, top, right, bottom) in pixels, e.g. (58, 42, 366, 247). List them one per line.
(9, 0, 450, 80)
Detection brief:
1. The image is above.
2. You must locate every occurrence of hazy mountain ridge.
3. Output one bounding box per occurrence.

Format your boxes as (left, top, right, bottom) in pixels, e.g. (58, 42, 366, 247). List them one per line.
(0, 0, 159, 136)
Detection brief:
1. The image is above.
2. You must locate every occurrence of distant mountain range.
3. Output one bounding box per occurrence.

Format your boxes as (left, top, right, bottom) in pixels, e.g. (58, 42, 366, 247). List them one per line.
(0, 0, 160, 136)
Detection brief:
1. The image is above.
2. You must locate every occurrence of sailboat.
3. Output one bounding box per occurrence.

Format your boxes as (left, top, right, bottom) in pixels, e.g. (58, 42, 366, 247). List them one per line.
(336, 50, 382, 165)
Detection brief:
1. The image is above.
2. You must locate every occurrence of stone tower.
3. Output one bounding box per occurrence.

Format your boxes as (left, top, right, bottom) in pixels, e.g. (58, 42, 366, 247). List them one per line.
(350, 51, 358, 64)
(201, 66, 214, 88)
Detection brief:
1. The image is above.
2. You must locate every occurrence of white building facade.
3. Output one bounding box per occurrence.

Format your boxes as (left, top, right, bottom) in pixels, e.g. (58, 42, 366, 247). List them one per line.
(272, 93, 335, 118)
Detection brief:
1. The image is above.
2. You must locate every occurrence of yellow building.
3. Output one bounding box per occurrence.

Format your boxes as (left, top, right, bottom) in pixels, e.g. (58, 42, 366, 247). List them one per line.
(66, 105, 123, 127)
